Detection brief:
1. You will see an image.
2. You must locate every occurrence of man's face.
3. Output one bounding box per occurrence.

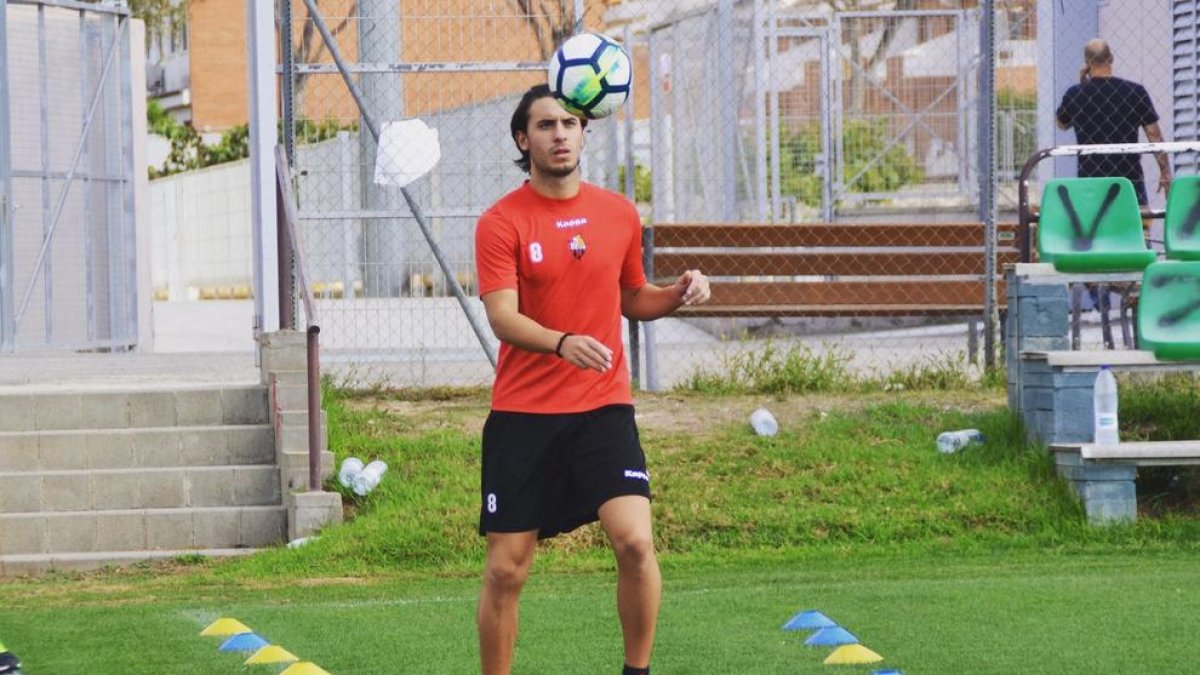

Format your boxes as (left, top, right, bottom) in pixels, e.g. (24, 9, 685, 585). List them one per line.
(517, 97, 584, 178)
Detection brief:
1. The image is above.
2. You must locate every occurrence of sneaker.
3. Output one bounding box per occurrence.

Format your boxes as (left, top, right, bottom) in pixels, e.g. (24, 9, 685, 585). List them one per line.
(0, 650, 21, 674)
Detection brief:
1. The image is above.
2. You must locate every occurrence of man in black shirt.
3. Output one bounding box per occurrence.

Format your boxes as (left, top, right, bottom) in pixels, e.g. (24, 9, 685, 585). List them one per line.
(1056, 38, 1172, 206)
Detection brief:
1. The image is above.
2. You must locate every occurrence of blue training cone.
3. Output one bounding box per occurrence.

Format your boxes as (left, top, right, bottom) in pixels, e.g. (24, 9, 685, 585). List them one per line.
(782, 610, 837, 631)
(872, 670, 904, 675)
(218, 632, 270, 652)
(804, 626, 859, 646)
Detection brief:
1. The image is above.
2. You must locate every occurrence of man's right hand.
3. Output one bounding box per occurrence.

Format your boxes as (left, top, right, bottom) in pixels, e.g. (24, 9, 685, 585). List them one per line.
(558, 334, 613, 373)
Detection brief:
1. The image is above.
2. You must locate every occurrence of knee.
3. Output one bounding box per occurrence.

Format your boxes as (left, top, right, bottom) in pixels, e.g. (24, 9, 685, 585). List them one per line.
(484, 556, 531, 594)
(612, 532, 656, 569)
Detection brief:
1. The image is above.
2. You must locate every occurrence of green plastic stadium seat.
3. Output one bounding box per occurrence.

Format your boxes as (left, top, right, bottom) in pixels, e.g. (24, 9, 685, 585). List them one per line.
(1164, 175, 1200, 261)
(1037, 177, 1156, 272)
(1137, 260, 1200, 360)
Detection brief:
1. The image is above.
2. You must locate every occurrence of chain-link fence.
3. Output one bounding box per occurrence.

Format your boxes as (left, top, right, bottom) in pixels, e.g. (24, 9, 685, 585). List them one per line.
(270, 0, 1198, 387)
(0, 0, 139, 352)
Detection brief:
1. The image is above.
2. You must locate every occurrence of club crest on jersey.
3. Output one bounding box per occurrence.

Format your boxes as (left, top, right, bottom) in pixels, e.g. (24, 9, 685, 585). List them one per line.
(569, 234, 587, 259)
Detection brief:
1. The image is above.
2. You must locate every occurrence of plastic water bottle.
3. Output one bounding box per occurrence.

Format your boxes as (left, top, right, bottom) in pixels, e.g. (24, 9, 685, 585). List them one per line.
(352, 460, 388, 496)
(338, 457, 364, 488)
(936, 429, 984, 454)
(750, 408, 779, 437)
(1093, 366, 1119, 446)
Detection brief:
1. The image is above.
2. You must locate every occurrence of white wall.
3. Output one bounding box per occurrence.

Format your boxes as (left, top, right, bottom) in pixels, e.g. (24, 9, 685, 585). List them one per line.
(149, 159, 253, 300)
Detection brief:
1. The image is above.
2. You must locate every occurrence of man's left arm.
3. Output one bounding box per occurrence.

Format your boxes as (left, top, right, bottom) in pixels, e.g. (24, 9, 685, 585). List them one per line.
(1144, 122, 1172, 194)
(621, 270, 710, 321)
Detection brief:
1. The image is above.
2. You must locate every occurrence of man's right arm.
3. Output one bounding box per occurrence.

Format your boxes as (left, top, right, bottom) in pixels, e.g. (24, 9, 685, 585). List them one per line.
(1056, 88, 1075, 130)
(481, 289, 613, 372)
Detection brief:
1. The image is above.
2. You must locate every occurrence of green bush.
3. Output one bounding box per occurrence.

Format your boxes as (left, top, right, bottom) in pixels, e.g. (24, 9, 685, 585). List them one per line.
(147, 101, 350, 179)
(778, 118, 925, 207)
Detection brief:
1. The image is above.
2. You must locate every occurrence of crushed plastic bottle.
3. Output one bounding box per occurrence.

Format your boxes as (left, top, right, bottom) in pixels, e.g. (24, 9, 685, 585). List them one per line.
(936, 429, 984, 454)
(1093, 365, 1119, 446)
(750, 408, 779, 437)
(351, 460, 388, 496)
(338, 457, 364, 488)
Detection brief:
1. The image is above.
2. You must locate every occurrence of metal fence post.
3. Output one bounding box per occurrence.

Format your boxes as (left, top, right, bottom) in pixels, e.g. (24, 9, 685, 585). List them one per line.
(978, 0, 998, 370)
(0, 0, 12, 351)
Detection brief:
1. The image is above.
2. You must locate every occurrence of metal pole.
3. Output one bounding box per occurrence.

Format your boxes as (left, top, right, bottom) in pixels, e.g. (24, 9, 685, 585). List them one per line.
(0, 0, 12, 351)
(38, 5, 52, 342)
(819, 30, 833, 222)
(281, 0, 296, 164)
(768, 2, 781, 221)
(247, 0, 280, 338)
(717, 0, 737, 221)
(79, 9, 95, 343)
(118, 12, 136, 348)
(753, 0, 767, 221)
(301, 0, 497, 368)
(623, 25, 640, 388)
(359, 0, 404, 297)
(978, 0, 997, 369)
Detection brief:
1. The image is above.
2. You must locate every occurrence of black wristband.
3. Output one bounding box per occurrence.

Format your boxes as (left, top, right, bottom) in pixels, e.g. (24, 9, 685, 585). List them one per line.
(555, 333, 574, 358)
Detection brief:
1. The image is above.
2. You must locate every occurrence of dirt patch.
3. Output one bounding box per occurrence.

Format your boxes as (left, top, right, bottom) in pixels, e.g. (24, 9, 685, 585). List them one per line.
(346, 389, 1004, 438)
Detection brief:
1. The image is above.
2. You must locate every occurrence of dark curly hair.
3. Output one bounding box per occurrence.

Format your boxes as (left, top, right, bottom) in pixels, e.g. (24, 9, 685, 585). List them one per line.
(510, 84, 587, 173)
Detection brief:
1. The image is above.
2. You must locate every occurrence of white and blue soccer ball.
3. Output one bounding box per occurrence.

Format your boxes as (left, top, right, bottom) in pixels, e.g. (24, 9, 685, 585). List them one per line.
(547, 32, 632, 120)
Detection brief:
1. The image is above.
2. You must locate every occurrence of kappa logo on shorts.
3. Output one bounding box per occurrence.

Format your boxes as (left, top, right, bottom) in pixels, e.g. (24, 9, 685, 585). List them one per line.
(623, 469, 649, 482)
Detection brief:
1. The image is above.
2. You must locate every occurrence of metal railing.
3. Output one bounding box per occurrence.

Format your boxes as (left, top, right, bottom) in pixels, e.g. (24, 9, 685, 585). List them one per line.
(275, 144, 323, 491)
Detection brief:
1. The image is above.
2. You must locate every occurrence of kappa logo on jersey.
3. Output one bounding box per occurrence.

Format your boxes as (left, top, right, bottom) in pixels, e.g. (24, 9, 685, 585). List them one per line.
(624, 469, 649, 482)
(555, 216, 589, 230)
(569, 234, 587, 259)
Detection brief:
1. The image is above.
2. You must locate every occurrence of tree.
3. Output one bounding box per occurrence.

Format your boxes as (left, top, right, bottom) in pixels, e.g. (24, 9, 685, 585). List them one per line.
(511, 0, 579, 60)
(128, 0, 187, 55)
(827, 0, 921, 112)
(279, 2, 357, 122)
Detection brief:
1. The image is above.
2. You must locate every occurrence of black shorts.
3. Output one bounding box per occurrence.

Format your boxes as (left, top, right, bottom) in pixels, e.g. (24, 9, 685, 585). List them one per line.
(479, 404, 651, 539)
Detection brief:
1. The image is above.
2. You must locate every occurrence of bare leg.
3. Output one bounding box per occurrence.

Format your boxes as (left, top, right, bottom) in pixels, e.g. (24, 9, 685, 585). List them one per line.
(478, 530, 538, 675)
(598, 495, 661, 669)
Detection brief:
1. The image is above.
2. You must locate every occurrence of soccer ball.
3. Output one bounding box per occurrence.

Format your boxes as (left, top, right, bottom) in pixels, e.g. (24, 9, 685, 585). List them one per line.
(547, 32, 632, 120)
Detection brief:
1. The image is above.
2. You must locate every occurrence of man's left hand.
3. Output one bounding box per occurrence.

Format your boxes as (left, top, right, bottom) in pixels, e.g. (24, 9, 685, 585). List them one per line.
(674, 269, 711, 306)
(1158, 169, 1173, 194)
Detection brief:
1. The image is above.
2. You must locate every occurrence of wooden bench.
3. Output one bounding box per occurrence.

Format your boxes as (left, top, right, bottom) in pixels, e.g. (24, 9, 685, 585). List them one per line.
(648, 222, 1020, 318)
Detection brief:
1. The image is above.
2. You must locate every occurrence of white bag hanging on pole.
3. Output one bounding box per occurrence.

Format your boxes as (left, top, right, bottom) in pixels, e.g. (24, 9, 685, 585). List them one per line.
(373, 119, 441, 187)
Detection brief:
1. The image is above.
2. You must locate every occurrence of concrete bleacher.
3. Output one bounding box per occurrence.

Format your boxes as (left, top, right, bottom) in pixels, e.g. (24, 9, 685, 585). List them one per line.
(1007, 262, 1200, 524)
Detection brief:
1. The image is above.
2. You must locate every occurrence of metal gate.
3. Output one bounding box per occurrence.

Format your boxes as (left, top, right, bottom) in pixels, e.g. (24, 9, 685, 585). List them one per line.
(831, 9, 978, 213)
(0, 0, 137, 352)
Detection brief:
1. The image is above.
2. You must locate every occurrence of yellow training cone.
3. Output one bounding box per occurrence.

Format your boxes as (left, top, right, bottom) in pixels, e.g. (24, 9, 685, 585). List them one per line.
(280, 663, 333, 675)
(823, 644, 884, 665)
(200, 618, 252, 636)
(245, 645, 300, 665)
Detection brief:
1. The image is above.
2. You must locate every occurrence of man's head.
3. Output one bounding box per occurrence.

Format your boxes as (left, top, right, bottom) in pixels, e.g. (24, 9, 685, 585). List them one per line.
(1081, 39, 1114, 81)
(510, 84, 587, 175)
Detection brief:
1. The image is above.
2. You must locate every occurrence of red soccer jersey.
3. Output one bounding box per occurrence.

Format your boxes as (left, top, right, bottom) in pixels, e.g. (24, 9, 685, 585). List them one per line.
(475, 182, 647, 413)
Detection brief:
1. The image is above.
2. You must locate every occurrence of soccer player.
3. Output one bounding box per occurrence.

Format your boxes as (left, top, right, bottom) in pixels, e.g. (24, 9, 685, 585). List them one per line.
(1056, 38, 1172, 206)
(474, 84, 711, 675)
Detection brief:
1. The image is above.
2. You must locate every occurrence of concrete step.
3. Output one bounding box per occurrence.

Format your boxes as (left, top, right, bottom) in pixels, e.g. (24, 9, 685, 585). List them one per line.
(0, 465, 282, 512)
(0, 505, 287, 556)
(0, 384, 269, 432)
(0, 424, 275, 472)
(1, 548, 261, 576)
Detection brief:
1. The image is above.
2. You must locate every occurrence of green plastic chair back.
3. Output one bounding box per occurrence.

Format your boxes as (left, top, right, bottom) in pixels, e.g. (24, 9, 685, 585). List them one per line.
(1037, 177, 1156, 272)
(1137, 260, 1200, 360)
(1164, 175, 1200, 261)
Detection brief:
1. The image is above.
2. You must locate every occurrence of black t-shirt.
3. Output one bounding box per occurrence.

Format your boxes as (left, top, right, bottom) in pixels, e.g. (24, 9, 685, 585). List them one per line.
(1056, 76, 1159, 183)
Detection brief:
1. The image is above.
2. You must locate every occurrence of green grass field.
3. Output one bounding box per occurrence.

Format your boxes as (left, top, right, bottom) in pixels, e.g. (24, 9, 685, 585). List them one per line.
(2, 375, 1199, 674)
